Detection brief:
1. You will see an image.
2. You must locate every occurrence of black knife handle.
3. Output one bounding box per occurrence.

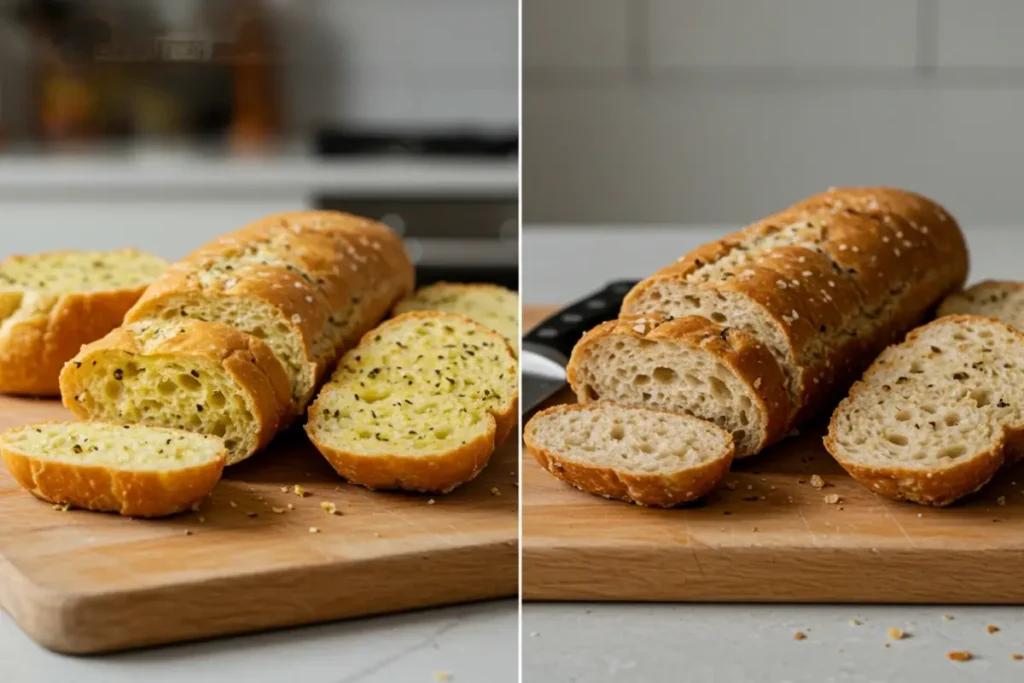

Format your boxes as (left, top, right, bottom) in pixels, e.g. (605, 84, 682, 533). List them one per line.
(524, 280, 640, 360)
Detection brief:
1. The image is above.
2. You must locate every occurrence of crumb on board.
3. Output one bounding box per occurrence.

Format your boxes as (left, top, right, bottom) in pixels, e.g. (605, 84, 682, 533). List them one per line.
(1013, 654, 1023, 661)
(884, 643, 890, 649)
(824, 494, 841, 505)
(810, 474, 828, 490)
(988, 624, 1000, 634)
(184, 530, 193, 536)
(321, 501, 341, 515)
(849, 619, 861, 626)
(52, 503, 70, 512)
(997, 496, 1007, 506)
(247, 512, 259, 518)
(309, 527, 320, 534)
(428, 499, 437, 505)
(293, 485, 309, 498)
(794, 631, 807, 641)
(198, 516, 206, 523)
(947, 651, 973, 662)
(287, 503, 295, 510)
(280, 486, 289, 493)
(490, 487, 502, 497)
(272, 507, 286, 514)
(229, 501, 238, 508)
(888, 627, 906, 640)
(943, 614, 954, 621)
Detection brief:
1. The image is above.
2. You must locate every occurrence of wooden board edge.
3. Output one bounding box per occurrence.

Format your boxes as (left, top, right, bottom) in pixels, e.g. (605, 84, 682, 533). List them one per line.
(1, 540, 518, 654)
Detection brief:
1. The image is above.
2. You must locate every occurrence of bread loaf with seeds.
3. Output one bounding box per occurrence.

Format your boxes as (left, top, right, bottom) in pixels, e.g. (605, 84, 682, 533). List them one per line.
(124, 211, 414, 415)
(937, 281, 1024, 329)
(622, 187, 967, 434)
(393, 282, 519, 355)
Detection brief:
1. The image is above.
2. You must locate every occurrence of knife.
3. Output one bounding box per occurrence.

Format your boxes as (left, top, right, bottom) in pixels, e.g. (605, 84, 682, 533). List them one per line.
(522, 280, 639, 418)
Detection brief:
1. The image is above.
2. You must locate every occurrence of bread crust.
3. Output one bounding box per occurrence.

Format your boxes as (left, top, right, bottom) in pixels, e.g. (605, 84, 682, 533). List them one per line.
(524, 403, 735, 507)
(567, 314, 789, 456)
(825, 315, 1024, 506)
(306, 312, 519, 493)
(0, 422, 225, 517)
(622, 187, 968, 435)
(937, 280, 1024, 320)
(60, 320, 291, 464)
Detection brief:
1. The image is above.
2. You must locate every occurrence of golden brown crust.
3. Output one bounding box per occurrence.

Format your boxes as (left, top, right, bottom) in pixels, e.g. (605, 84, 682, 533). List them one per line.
(524, 403, 735, 507)
(0, 423, 226, 517)
(567, 314, 789, 456)
(59, 320, 291, 463)
(0, 286, 146, 396)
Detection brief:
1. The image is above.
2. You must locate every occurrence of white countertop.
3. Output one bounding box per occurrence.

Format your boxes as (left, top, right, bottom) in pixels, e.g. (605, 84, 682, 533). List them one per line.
(523, 223, 1024, 682)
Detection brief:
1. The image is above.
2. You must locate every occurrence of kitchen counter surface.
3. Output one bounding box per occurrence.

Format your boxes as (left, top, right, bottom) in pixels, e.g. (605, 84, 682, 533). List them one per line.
(523, 223, 1024, 682)
(1, 599, 517, 683)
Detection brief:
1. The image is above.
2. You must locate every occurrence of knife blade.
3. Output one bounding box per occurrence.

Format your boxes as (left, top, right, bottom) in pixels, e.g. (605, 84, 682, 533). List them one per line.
(522, 280, 639, 418)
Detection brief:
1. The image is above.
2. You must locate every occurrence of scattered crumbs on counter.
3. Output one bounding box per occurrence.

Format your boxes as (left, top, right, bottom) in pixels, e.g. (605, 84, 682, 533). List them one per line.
(824, 494, 841, 505)
(198, 516, 206, 523)
(997, 496, 1007, 506)
(272, 507, 286, 514)
(947, 651, 973, 662)
(490, 487, 501, 497)
(309, 527, 320, 534)
(987, 624, 1000, 634)
(810, 474, 828, 489)
(428, 499, 436, 505)
(280, 486, 289, 493)
(943, 614, 954, 621)
(751, 527, 759, 533)
(1012, 654, 1023, 661)
(294, 485, 308, 498)
(793, 631, 806, 641)
(229, 501, 238, 508)
(884, 643, 890, 649)
(184, 530, 193, 536)
(374, 532, 382, 538)
(917, 513, 923, 518)
(849, 619, 861, 626)
(321, 501, 341, 515)
(287, 504, 295, 510)
(746, 484, 753, 491)
(52, 503, 70, 512)
(888, 627, 906, 640)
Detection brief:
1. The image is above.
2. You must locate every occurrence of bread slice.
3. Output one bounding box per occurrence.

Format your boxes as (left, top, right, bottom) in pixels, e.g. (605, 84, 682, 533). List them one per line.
(622, 187, 966, 429)
(938, 281, 1024, 330)
(393, 282, 519, 355)
(60, 319, 291, 464)
(524, 403, 734, 507)
(0, 421, 225, 517)
(825, 315, 1024, 506)
(0, 249, 168, 396)
(306, 312, 518, 493)
(566, 314, 788, 457)
(125, 211, 414, 415)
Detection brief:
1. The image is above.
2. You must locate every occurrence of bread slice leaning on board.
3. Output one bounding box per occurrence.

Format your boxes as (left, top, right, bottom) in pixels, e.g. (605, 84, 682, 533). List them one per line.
(393, 282, 520, 356)
(0, 421, 226, 517)
(123, 211, 414, 416)
(825, 315, 1024, 506)
(938, 280, 1024, 329)
(524, 403, 735, 507)
(0, 249, 168, 396)
(60, 319, 291, 464)
(619, 187, 968, 448)
(306, 312, 518, 493)
(567, 314, 788, 457)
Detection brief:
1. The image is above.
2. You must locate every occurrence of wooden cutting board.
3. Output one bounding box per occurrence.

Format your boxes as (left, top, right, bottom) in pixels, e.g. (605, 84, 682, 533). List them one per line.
(522, 305, 1024, 604)
(0, 397, 517, 654)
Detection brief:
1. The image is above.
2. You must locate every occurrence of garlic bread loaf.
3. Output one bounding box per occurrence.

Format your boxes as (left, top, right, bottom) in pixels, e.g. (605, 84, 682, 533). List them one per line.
(567, 314, 788, 457)
(393, 282, 519, 355)
(0, 249, 168, 396)
(938, 281, 1024, 329)
(826, 315, 1024, 506)
(525, 403, 734, 507)
(622, 187, 967, 435)
(124, 211, 414, 415)
(306, 312, 518, 493)
(0, 421, 225, 517)
(60, 319, 291, 464)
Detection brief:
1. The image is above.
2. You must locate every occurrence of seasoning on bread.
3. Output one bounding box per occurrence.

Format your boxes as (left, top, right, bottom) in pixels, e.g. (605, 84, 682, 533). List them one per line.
(393, 282, 519, 355)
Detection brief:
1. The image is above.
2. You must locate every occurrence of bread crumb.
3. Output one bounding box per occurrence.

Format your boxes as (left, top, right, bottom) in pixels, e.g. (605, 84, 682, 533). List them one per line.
(947, 651, 972, 662)
(320, 501, 341, 515)
(888, 627, 906, 640)
(280, 486, 289, 493)
(997, 496, 1007, 506)
(272, 507, 286, 514)
(229, 501, 238, 508)
(490, 487, 502, 497)
(794, 631, 806, 640)
(309, 527, 320, 533)
(374, 532, 382, 538)
(293, 485, 309, 498)
(247, 512, 259, 518)
(287, 504, 295, 510)
(884, 643, 890, 649)
(434, 673, 452, 682)
(198, 516, 206, 523)
(428, 499, 437, 505)
(987, 624, 999, 634)
(184, 530, 193, 536)
(751, 527, 759, 532)
(191, 502, 202, 512)
(810, 475, 828, 489)
(824, 494, 841, 505)
(52, 503, 70, 512)
(1013, 653, 1023, 660)
(943, 614, 954, 621)
(849, 619, 861, 626)
(724, 481, 737, 491)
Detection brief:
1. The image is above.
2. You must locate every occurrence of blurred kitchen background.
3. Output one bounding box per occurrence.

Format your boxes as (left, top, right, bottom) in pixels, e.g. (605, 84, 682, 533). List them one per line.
(0, 0, 518, 288)
(523, 0, 1024, 303)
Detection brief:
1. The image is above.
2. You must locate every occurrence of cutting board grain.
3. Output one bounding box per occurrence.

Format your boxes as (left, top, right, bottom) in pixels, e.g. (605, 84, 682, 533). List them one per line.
(0, 397, 517, 654)
(523, 305, 1024, 604)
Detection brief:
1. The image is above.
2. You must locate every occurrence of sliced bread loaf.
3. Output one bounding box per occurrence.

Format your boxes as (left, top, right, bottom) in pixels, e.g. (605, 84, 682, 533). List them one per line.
(825, 315, 1024, 506)
(938, 281, 1024, 329)
(524, 403, 734, 507)
(393, 282, 519, 355)
(125, 211, 414, 415)
(0, 249, 168, 396)
(566, 314, 788, 457)
(0, 421, 225, 517)
(306, 312, 518, 493)
(60, 319, 291, 464)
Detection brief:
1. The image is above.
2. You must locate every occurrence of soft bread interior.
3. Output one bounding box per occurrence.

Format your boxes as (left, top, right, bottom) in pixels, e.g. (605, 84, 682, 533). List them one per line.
(940, 282, 1024, 330)
(0, 249, 167, 293)
(394, 284, 519, 354)
(529, 404, 731, 475)
(1, 422, 223, 470)
(831, 317, 1024, 470)
(571, 334, 764, 456)
(311, 314, 517, 458)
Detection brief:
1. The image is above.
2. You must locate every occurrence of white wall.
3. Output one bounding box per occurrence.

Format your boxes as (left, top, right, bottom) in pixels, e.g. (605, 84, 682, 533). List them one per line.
(523, 0, 1024, 227)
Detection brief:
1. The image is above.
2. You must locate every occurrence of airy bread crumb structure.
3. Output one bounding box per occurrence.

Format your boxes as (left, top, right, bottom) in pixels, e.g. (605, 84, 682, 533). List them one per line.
(306, 312, 518, 493)
(0, 421, 225, 517)
(393, 282, 519, 356)
(524, 402, 734, 507)
(826, 315, 1024, 506)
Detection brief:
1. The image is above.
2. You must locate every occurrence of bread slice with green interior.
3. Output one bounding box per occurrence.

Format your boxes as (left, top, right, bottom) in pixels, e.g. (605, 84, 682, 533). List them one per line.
(938, 281, 1024, 330)
(0, 421, 225, 517)
(524, 402, 734, 507)
(567, 314, 788, 457)
(393, 282, 519, 355)
(60, 319, 291, 464)
(0, 249, 168, 396)
(826, 315, 1024, 506)
(306, 312, 518, 493)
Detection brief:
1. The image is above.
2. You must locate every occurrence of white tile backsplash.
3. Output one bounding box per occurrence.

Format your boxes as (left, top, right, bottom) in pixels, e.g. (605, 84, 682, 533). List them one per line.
(648, 0, 918, 69)
(935, 0, 1024, 67)
(523, 0, 629, 69)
